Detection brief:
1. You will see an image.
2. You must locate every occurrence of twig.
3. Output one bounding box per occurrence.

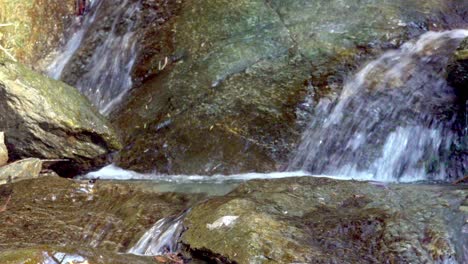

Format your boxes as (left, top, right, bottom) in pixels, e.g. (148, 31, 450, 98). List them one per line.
(0, 23, 13, 27)
(0, 44, 17, 62)
(41, 159, 70, 162)
(453, 175, 468, 185)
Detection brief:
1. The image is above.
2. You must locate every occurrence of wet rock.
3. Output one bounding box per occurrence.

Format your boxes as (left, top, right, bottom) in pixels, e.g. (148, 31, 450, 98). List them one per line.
(181, 177, 467, 263)
(112, 0, 467, 175)
(0, 176, 206, 253)
(0, 0, 75, 68)
(445, 37, 468, 178)
(0, 246, 157, 264)
(0, 132, 7, 167)
(0, 158, 42, 185)
(447, 37, 468, 90)
(0, 60, 121, 175)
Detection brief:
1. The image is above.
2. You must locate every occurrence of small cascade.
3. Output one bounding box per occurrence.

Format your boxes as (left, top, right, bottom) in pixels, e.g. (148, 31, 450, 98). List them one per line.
(47, 0, 102, 80)
(289, 30, 468, 181)
(128, 213, 187, 256)
(47, 0, 142, 114)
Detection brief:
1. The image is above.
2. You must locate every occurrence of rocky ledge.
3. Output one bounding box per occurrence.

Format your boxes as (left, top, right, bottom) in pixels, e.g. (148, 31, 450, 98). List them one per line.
(181, 177, 468, 263)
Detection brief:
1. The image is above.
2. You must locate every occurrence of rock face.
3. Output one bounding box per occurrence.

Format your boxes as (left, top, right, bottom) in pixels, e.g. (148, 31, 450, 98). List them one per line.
(111, 0, 467, 175)
(0, 176, 205, 253)
(0, 60, 121, 175)
(0, 158, 42, 184)
(0, 246, 156, 264)
(0, 132, 7, 166)
(181, 177, 467, 263)
(0, 0, 75, 68)
(447, 37, 468, 178)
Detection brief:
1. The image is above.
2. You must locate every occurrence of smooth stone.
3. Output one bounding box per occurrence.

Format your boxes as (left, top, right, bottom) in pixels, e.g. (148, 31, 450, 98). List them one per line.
(0, 158, 42, 185)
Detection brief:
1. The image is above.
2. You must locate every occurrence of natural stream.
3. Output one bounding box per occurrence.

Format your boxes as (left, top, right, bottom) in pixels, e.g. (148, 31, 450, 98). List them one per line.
(44, 1, 468, 260)
(47, 0, 141, 114)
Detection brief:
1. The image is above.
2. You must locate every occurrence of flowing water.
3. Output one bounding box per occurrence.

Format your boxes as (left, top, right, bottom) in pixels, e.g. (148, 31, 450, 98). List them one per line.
(128, 212, 187, 256)
(288, 30, 468, 182)
(47, 0, 141, 114)
(77, 30, 468, 258)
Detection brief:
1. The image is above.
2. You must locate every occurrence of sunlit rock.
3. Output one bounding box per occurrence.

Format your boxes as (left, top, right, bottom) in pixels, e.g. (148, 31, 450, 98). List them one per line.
(0, 158, 42, 185)
(0, 60, 121, 175)
(0, 132, 7, 167)
(182, 177, 468, 263)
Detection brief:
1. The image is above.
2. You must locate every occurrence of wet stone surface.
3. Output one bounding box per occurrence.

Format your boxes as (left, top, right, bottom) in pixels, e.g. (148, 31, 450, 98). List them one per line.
(0, 176, 206, 255)
(181, 177, 468, 264)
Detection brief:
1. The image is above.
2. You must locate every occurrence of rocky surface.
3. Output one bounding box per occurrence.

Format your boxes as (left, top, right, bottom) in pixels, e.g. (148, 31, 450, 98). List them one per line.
(0, 246, 157, 264)
(0, 59, 121, 176)
(0, 158, 42, 185)
(445, 37, 468, 179)
(181, 177, 468, 263)
(111, 0, 467, 175)
(0, 132, 7, 166)
(0, 0, 75, 67)
(0, 176, 206, 254)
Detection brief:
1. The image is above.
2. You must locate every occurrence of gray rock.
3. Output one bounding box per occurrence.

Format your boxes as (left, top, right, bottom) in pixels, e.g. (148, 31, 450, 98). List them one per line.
(182, 177, 467, 263)
(0, 60, 121, 175)
(0, 132, 7, 167)
(0, 158, 42, 185)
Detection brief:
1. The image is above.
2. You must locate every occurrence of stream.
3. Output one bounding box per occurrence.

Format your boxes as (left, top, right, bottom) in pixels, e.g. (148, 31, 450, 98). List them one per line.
(39, 0, 468, 262)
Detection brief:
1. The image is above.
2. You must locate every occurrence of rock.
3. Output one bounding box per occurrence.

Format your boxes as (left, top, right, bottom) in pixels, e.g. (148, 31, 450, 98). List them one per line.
(0, 158, 42, 185)
(111, 0, 466, 175)
(0, 132, 7, 166)
(0, 60, 121, 176)
(0, 246, 157, 264)
(0, 176, 206, 253)
(447, 37, 468, 100)
(0, 0, 75, 69)
(181, 177, 467, 263)
(445, 37, 468, 179)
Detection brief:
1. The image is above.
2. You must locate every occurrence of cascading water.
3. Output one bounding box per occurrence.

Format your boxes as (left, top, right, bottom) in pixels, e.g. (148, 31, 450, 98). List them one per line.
(47, 0, 141, 114)
(128, 212, 187, 256)
(289, 30, 468, 182)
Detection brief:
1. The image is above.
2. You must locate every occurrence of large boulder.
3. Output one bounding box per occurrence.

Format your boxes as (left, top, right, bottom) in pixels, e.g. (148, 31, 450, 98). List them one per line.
(0, 0, 75, 68)
(0, 60, 121, 175)
(111, 0, 467, 175)
(181, 177, 468, 263)
(0, 132, 7, 166)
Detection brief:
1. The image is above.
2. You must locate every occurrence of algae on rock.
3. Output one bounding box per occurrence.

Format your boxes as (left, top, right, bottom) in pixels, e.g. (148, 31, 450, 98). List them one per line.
(0, 0, 75, 68)
(182, 177, 468, 263)
(112, 0, 467, 175)
(0, 59, 121, 175)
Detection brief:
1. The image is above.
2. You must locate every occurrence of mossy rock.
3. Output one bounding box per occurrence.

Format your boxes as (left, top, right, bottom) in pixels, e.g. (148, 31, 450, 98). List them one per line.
(112, 0, 465, 175)
(0, 0, 75, 68)
(0, 59, 121, 175)
(182, 177, 468, 263)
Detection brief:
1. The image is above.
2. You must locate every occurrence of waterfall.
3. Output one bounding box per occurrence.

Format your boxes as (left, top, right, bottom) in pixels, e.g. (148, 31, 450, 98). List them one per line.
(289, 30, 468, 181)
(128, 212, 187, 256)
(47, 0, 141, 114)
